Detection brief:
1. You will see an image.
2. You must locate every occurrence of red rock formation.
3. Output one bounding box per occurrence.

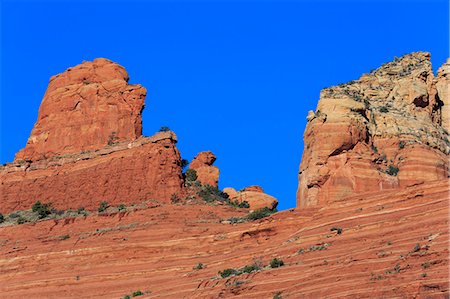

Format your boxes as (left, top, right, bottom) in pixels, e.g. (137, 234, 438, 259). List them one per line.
(297, 52, 449, 208)
(224, 185, 278, 210)
(0, 180, 447, 298)
(0, 132, 183, 213)
(1, 59, 184, 213)
(189, 151, 219, 187)
(15, 58, 146, 162)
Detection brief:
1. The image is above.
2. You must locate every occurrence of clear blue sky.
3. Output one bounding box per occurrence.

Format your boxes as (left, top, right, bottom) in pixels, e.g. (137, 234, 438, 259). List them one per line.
(1, 0, 448, 210)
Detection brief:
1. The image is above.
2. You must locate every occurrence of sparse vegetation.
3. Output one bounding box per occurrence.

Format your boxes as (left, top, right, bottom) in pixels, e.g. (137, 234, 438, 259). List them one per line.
(228, 199, 250, 209)
(412, 243, 421, 253)
(379, 106, 389, 113)
(159, 126, 170, 132)
(132, 290, 144, 297)
(218, 260, 265, 278)
(171, 193, 181, 204)
(181, 159, 189, 170)
(77, 207, 88, 216)
(421, 262, 431, 269)
(107, 131, 119, 146)
(193, 263, 205, 270)
(0, 213, 4, 224)
(386, 165, 399, 176)
(246, 207, 277, 221)
(32, 201, 53, 219)
(219, 268, 240, 278)
(371, 144, 378, 153)
(17, 216, 27, 224)
(198, 184, 229, 203)
(330, 227, 343, 235)
(273, 292, 283, 299)
(59, 234, 70, 240)
(185, 168, 198, 182)
(270, 258, 284, 268)
(98, 201, 109, 213)
(385, 264, 401, 275)
(117, 204, 126, 211)
(121, 290, 144, 299)
(399, 141, 406, 149)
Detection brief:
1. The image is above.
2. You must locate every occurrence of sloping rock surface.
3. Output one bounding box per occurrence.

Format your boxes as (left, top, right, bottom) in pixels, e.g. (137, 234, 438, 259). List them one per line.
(0, 180, 447, 298)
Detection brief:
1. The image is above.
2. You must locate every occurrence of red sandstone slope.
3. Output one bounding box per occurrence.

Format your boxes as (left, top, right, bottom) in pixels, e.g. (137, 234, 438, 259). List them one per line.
(0, 180, 448, 298)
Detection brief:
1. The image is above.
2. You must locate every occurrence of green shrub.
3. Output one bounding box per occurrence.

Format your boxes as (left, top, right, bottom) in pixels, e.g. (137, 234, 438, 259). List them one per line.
(122, 296, 131, 299)
(181, 159, 189, 169)
(241, 263, 261, 274)
(399, 141, 406, 149)
(379, 106, 389, 113)
(273, 292, 283, 299)
(0, 213, 4, 224)
(98, 201, 109, 213)
(330, 227, 343, 235)
(117, 204, 126, 211)
(17, 216, 27, 224)
(77, 207, 88, 216)
(193, 263, 205, 270)
(9, 212, 19, 219)
(132, 290, 144, 297)
(228, 199, 250, 209)
(270, 258, 284, 268)
(32, 201, 53, 219)
(198, 185, 229, 203)
(219, 268, 239, 278)
(185, 168, 198, 182)
(107, 131, 119, 146)
(386, 165, 399, 176)
(246, 207, 276, 221)
(171, 193, 181, 204)
(159, 126, 170, 132)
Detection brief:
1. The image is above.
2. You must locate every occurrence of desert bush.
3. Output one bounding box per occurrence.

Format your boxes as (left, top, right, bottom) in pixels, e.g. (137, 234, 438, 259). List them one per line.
(241, 263, 261, 274)
(32, 201, 53, 219)
(198, 184, 229, 203)
(171, 193, 181, 204)
(0, 213, 4, 224)
(219, 268, 240, 278)
(193, 263, 205, 270)
(185, 168, 198, 182)
(330, 227, 343, 235)
(159, 126, 170, 132)
(17, 216, 27, 224)
(132, 290, 144, 297)
(246, 207, 276, 221)
(98, 201, 109, 213)
(270, 258, 284, 268)
(228, 199, 250, 209)
(117, 204, 126, 211)
(379, 106, 389, 113)
(386, 165, 399, 176)
(181, 159, 189, 169)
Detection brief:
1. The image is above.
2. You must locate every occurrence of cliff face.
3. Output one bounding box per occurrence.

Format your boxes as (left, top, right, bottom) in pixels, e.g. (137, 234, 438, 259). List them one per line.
(0, 133, 183, 213)
(1, 59, 183, 213)
(297, 52, 449, 208)
(15, 58, 146, 162)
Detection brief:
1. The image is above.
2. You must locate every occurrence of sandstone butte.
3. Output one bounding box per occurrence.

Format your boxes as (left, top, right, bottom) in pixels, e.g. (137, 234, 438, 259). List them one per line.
(0, 53, 448, 298)
(297, 52, 449, 208)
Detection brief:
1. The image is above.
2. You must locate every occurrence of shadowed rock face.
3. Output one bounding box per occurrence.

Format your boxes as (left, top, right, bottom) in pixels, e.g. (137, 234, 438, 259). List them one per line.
(15, 58, 146, 162)
(297, 52, 449, 208)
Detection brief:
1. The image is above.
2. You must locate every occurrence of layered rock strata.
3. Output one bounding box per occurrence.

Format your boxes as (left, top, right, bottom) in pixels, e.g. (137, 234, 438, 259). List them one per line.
(297, 52, 449, 208)
(16, 58, 146, 162)
(0, 132, 183, 213)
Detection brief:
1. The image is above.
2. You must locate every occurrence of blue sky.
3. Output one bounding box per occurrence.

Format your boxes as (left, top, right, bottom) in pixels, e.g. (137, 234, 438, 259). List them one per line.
(1, 0, 448, 210)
